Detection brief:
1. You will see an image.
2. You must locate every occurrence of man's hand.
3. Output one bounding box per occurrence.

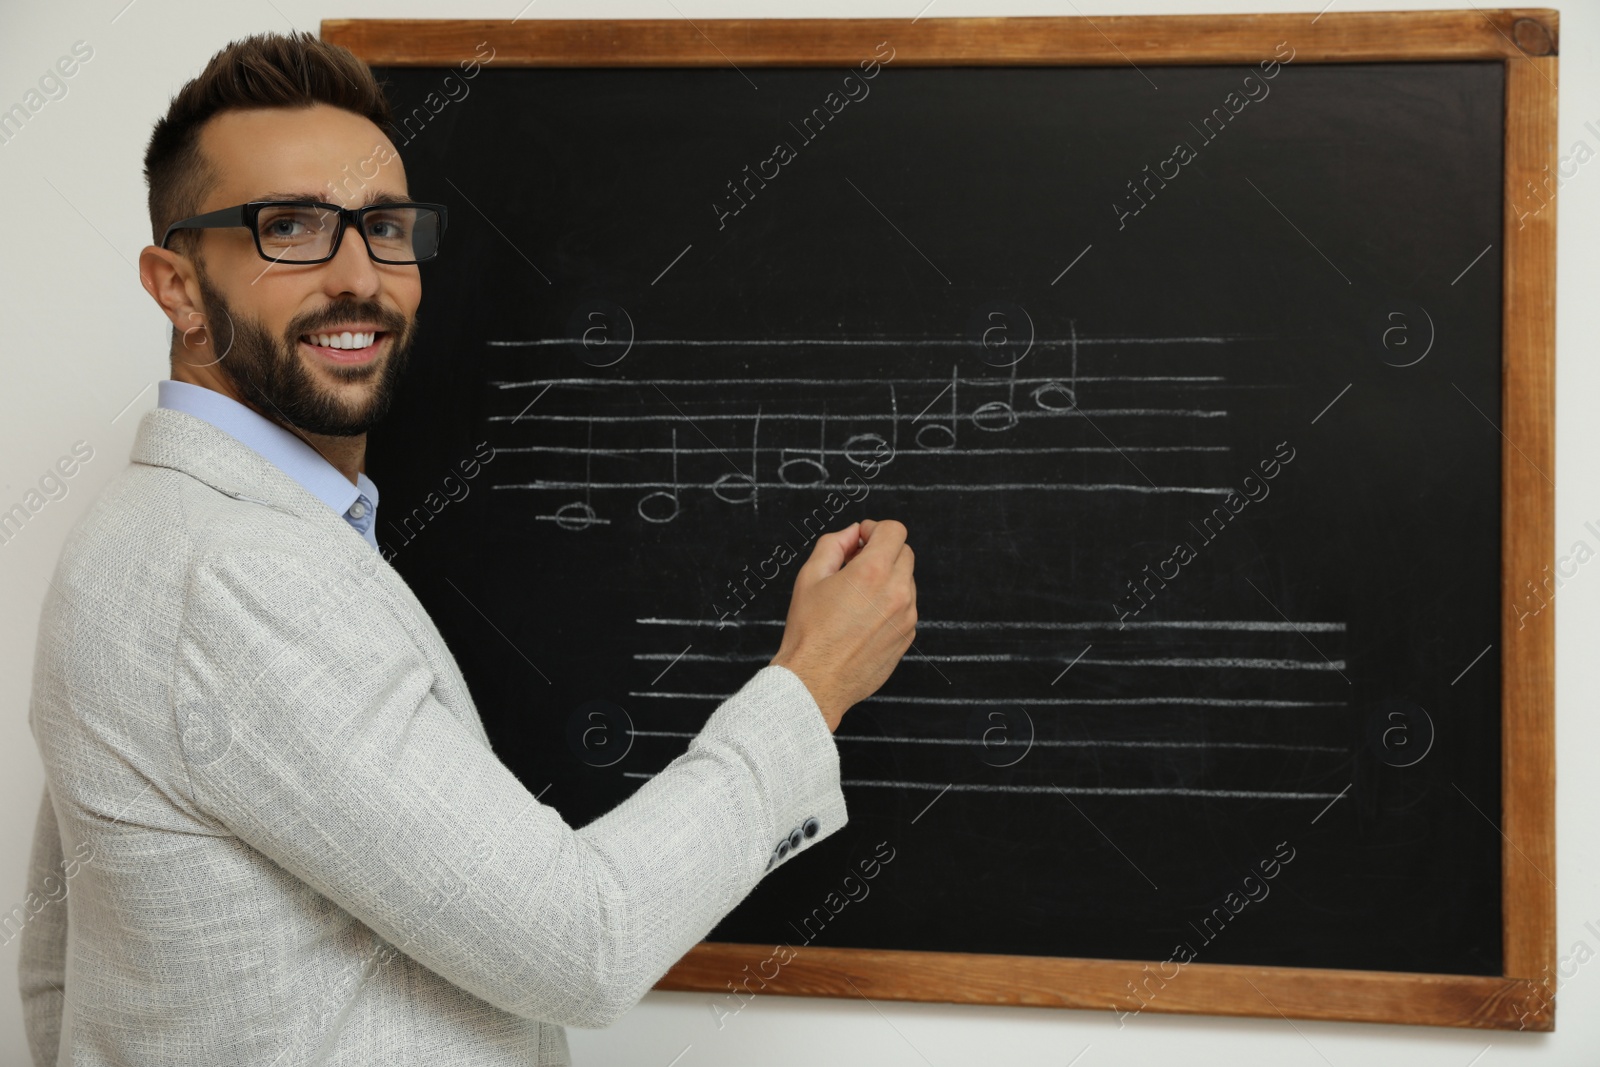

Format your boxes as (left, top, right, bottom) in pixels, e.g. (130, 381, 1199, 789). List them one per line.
(768, 519, 917, 732)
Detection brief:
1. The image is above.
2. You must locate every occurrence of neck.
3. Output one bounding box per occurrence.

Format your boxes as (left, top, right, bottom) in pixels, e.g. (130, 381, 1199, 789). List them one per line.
(170, 356, 367, 485)
(290, 427, 367, 485)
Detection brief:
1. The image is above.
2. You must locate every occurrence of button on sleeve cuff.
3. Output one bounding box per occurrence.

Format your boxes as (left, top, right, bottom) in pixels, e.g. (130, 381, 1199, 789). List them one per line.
(687, 664, 849, 878)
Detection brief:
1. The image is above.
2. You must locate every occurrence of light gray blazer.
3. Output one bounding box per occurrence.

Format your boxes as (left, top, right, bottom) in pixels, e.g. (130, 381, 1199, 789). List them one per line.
(19, 405, 849, 1065)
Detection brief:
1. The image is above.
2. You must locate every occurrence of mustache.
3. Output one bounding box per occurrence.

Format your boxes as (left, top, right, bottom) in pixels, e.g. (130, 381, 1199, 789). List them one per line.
(287, 301, 411, 338)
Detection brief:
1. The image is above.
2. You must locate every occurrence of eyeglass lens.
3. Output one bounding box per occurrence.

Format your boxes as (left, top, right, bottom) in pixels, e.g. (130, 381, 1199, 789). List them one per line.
(255, 204, 441, 263)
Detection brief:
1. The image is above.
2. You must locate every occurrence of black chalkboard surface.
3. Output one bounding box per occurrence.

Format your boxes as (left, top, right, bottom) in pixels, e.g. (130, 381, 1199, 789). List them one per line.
(365, 56, 1507, 983)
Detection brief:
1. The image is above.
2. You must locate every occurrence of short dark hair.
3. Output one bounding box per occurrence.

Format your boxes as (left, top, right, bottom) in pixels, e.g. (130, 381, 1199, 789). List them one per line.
(144, 31, 393, 250)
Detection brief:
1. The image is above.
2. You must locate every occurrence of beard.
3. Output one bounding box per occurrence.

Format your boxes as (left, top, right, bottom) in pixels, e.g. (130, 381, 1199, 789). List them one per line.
(191, 260, 416, 437)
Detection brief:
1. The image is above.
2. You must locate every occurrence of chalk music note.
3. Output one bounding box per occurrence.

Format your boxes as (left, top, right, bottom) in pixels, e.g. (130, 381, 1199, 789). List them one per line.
(971, 361, 1021, 432)
(710, 404, 761, 511)
(915, 367, 958, 451)
(637, 427, 681, 524)
(1031, 318, 1078, 412)
(552, 416, 606, 531)
(779, 407, 830, 486)
(843, 382, 898, 470)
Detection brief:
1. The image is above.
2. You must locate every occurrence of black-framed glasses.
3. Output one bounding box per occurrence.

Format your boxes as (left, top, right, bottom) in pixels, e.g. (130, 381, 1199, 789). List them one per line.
(159, 200, 448, 264)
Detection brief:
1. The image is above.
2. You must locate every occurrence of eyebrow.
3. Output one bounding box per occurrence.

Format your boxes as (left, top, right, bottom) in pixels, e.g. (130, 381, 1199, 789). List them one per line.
(257, 190, 418, 208)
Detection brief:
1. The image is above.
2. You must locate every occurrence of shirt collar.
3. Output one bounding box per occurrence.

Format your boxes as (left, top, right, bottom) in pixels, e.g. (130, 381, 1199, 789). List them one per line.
(156, 379, 379, 519)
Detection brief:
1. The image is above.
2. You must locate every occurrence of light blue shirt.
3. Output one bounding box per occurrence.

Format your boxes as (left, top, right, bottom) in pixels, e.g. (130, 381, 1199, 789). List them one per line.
(156, 379, 380, 551)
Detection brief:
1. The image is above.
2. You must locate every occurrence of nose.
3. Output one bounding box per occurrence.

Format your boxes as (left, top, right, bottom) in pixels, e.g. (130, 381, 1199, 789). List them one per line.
(319, 220, 383, 301)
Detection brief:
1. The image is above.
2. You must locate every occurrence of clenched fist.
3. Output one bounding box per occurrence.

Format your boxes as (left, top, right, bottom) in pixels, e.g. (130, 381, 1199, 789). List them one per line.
(767, 519, 917, 732)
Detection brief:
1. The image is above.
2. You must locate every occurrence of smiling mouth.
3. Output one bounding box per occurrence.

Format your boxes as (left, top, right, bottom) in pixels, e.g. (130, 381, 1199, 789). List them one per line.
(299, 330, 388, 363)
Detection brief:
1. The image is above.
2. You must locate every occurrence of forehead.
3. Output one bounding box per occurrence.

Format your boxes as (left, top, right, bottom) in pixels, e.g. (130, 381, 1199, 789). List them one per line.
(196, 103, 407, 209)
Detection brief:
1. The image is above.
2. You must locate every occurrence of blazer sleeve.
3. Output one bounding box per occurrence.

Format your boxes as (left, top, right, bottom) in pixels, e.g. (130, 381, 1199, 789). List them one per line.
(17, 783, 69, 1067)
(172, 547, 850, 1029)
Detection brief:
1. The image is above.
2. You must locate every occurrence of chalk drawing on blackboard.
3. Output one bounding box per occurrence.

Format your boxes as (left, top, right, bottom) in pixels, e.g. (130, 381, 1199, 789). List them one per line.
(913, 366, 959, 450)
(489, 332, 1244, 526)
(636, 427, 680, 524)
(536, 415, 611, 530)
(619, 610, 1353, 800)
(780, 406, 832, 484)
(707, 404, 760, 510)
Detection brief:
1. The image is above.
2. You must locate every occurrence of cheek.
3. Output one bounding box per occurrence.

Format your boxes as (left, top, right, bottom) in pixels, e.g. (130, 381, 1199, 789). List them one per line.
(224, 265, 313, 339)
(389, 270, 423, 313)
(261, 294, 315, 342)
(383, 273, 423, 331)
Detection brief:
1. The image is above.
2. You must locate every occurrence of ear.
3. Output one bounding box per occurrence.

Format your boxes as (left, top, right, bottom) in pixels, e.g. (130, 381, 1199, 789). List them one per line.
(138, 243, 205, 351)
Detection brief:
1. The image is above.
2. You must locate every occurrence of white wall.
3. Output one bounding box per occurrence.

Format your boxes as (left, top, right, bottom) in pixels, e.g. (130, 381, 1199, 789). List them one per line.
(2, 0, 1595, 1063)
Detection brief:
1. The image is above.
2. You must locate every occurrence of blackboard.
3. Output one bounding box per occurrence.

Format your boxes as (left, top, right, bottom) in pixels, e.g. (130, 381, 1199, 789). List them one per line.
(330, 11, 1558, 1031)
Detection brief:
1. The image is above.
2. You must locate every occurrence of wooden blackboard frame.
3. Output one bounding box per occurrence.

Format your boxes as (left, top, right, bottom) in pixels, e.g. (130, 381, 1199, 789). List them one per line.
(321, 9, 1559, 1032)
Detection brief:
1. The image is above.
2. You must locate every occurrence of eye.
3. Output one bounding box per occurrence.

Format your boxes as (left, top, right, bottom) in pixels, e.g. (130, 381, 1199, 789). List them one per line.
(256, 207, 329, 243)
(366, 215, 409, 240)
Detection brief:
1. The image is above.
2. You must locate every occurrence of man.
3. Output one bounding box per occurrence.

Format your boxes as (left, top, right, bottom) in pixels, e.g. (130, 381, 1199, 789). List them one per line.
(19, 31, 916, 1066)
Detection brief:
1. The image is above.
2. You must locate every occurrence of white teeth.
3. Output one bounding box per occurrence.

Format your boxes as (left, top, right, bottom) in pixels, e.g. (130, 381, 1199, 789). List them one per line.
(304, 331, 377, 350)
